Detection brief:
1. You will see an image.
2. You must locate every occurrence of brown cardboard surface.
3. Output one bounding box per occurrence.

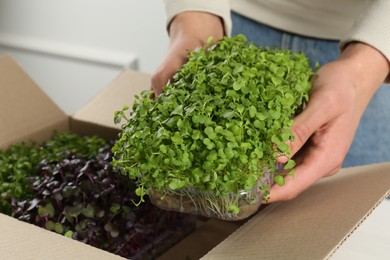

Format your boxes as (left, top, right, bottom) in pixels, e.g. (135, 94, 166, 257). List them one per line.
(0, 55, 68, 149)
(201, 163, 390, 260)
(157, 218, 244, 260)
(73, 69, 151, 130)
(0, 213, 124, 260)
(70, 117, 120, 141)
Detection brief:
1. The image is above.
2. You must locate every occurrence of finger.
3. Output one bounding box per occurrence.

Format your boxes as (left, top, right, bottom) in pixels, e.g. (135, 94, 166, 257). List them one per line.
(275, 140, 291, 163)
(264, 118, 350, 203)
(276, 89, 337, 164)
(288, 92, 338, 159)
(264, 145, 333, 203)
(274, 107, 327, 164)
(151, 58, 182, 96)
(151, 46, 189, 96)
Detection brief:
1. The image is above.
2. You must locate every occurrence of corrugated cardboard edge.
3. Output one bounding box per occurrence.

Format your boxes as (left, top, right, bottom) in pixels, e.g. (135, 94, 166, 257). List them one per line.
(325, 192, 390, 259)
(0, 213, 124, 260)
(201, 163, 390, 260)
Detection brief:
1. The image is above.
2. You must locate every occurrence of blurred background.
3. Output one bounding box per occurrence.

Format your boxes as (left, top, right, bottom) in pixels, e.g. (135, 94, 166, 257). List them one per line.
(0, 0, 168, 114)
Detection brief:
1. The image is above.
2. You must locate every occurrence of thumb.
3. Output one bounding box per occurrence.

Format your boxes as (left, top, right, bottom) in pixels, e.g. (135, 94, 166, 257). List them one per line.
(150, 44, 191, 97)
(151, 56, 183, 96)
(287, 99, 333, 159)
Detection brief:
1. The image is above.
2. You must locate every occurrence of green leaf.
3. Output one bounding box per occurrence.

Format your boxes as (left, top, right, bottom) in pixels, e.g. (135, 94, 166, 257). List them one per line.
(257, 113, 266, 121)
(38, 203, 55, 218)
(270, 110, 281, 119)
(82, 203, 95, 218)
(64, 204, 83, 219)
(206, 150, 218, 161)
(171, 104, 183, 116)
(236, 104, 245, 114)
(64, 230, 74, 238)
(277, 142, 290, 153)
(239, 155, 248, 164)
(233, 79, 246, 91)
(249, 106, 257, 118)
(110, 203, 121, 214)
(221, 110, 235, 119)
(169, 179, 185, 190)
(274, 175, 285, 186)
(205, 127, 217, 140)
(44, 220, 55, 231)
(203, 138, 215, 150)
(207, 36, 213, 45)
(190, 130, 200, 140)
(284, 159, 296, 170)
(171, 132, 183, 144)
(224, 146, 235, 159)
(135, 187, 145, 197)
(114, 113, 122, 124)
(226, 89, 239, 98)
(54, 223, 64, 234)
(229, 204, 240, 214)
(159, 144, 168, 153)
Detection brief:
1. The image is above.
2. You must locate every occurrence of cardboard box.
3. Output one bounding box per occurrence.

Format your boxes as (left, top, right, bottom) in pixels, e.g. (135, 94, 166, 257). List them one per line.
(0, 54, 389, 260)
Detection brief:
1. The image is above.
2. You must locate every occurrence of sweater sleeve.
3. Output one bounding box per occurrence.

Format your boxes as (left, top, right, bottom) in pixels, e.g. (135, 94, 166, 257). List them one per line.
(163, 0, 232, 36)
(339, 0, 390, 82)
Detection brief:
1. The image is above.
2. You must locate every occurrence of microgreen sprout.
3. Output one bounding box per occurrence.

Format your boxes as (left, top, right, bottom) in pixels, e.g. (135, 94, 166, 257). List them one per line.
(112, 34, 314, 218)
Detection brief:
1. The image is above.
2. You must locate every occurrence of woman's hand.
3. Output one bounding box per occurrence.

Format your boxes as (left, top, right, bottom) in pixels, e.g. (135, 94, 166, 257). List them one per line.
(151, 12, 224, 96)
(265, 43, 390, 203)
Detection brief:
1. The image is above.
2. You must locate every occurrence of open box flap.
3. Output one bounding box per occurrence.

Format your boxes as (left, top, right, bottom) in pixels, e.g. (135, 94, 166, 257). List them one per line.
(201, 162, 390, 260)
(0, 54, 68, 149)
(73, 69, 151, 130)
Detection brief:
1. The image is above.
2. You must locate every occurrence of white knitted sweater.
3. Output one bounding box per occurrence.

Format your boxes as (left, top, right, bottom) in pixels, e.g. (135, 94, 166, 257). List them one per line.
(163, 0, 390, 70)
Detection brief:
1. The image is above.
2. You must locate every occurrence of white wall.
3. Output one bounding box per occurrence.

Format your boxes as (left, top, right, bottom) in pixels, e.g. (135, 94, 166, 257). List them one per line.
(0, 0, 169, 114)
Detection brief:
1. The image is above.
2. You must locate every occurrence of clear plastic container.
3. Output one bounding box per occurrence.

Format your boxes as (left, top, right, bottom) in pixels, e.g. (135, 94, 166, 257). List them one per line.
(149, 171, 273, 221)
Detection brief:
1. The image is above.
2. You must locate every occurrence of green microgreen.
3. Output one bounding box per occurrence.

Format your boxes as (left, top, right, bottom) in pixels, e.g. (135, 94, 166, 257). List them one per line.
(112, 34, 314, 212)
(10, 140, 194, 258)
(0, 132, 106, 214)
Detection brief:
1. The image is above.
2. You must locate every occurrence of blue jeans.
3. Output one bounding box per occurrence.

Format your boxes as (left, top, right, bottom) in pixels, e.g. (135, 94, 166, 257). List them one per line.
(232, 12, 390, 167)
